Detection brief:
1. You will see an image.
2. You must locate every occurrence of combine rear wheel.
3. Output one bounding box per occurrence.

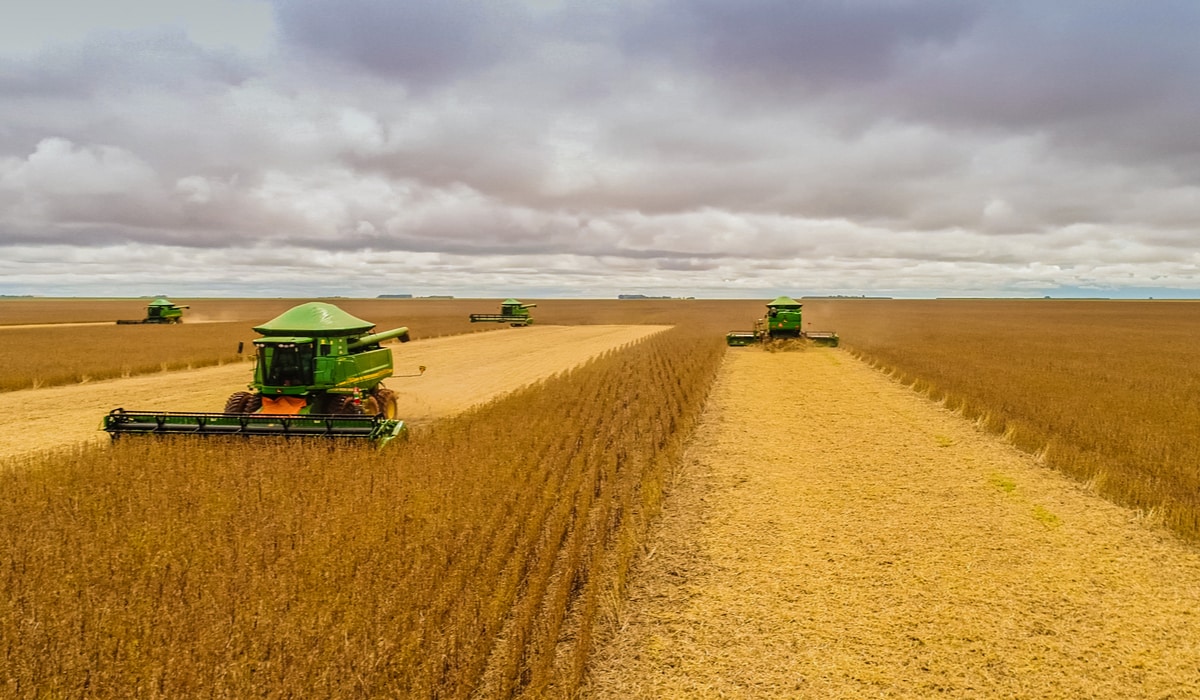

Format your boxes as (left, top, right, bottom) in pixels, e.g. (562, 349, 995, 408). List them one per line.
(224, 391, 262, 413)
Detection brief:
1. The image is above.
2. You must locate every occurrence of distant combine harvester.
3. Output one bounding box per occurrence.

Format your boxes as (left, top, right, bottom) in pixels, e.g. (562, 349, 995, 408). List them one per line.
(469, 299, 536, 327)
(116, 297, 189, 325)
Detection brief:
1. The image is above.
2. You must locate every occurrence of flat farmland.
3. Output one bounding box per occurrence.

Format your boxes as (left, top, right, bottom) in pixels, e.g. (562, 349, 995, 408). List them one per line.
(822, 299, 1200, 542)
(0, 324, 666, 462)
(2, 322, 724, 698)
(0, 298, 761, 391)
(585, 348, 1200, 698)
(3, 297, 1200, 698)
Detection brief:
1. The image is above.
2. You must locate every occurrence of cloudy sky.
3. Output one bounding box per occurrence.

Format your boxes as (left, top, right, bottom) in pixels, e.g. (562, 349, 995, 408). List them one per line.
(2, 0, 1198, 298)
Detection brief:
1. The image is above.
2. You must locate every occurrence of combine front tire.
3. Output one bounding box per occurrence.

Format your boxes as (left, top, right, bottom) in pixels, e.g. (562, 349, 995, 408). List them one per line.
(224, 391, 262, 413)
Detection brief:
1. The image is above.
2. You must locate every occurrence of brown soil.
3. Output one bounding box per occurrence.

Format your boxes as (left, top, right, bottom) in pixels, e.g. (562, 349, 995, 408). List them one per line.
(0, 325, 666, 462)
(584, 347, 1200, 698)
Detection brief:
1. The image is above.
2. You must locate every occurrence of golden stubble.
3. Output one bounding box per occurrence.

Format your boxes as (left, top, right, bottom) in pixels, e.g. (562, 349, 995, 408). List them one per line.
(585, 348, 1200, 699)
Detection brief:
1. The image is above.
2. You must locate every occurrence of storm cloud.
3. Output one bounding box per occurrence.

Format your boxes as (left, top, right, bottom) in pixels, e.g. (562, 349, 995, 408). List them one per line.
(2, 0, 1199, 297)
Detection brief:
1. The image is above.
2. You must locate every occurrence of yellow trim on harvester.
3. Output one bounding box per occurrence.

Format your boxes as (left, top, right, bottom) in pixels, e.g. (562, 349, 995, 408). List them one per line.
(335, 369, 391, 387)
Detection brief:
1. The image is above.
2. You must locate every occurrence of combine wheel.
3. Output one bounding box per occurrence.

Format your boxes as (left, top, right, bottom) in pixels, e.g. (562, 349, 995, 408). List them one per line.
(224, 391, 262, 413)
(327, 394, 365, 415)
(373, 387, 398, 419)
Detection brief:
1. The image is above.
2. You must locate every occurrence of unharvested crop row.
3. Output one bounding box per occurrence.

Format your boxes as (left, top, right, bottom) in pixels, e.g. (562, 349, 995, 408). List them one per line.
(825, 299, 1200, 542)
(0, 298, 173, 325)
(0, 323, 250, 392)
(0, 325, 725, 698)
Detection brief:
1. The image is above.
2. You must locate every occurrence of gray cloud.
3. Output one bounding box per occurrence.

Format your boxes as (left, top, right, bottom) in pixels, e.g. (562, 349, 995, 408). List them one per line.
(1, 0, 1199, 298)
(619, 0, 980, 92)
(275, 0, 535, 88)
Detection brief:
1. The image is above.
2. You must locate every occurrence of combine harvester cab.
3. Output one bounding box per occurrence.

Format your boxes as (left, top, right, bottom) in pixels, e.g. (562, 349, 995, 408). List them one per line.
(469, 298, 536, 327)
(116, 297, 189, 324)
(103, 302, 420, 447)
(726, 296, 840, 347)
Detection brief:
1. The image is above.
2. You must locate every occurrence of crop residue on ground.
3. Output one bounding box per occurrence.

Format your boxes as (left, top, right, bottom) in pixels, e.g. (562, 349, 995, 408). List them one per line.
(585, 347, 1200, 698)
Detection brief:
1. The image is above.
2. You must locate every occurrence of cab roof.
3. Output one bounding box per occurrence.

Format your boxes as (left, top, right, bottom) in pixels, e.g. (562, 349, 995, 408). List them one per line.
(253, 302, 375, 336)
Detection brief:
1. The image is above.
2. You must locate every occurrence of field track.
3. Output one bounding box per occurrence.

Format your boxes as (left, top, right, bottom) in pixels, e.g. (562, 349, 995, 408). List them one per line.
(586, 348, 1200, 698)
(0, 325, 666, 462)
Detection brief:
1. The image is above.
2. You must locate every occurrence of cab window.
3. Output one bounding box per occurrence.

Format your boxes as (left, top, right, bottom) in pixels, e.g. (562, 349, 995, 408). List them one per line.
(260, 343, 314, 386)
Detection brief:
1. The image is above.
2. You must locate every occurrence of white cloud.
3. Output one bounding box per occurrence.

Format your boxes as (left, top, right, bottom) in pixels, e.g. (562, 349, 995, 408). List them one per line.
(2, 1, 1200, 297)
(0, 138, 157, 196)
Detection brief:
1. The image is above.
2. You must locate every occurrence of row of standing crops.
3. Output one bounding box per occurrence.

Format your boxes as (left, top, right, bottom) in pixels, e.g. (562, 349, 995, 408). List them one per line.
(824, 299, 1200, 542)
(0, 324, 724, 698)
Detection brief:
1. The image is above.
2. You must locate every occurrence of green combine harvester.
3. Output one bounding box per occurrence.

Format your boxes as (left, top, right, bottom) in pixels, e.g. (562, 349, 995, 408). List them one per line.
(726, 296, 840, 347)
(469, 298, 536, 327)
(103, 302, 420, 447)
(116, 297, 189, 324)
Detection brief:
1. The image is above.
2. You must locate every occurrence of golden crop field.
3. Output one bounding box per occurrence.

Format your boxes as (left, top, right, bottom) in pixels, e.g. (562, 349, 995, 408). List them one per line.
(3, 297, 1200, 697)
(586, 339, 1200, 698)
(1, 324, 723, 698)
(823, 298, 1200, 541)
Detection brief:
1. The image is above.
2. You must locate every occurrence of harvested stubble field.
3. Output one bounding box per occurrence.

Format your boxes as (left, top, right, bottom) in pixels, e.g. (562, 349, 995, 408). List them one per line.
(3, 298, 1200, 698)
(585, 348, 1200, 698)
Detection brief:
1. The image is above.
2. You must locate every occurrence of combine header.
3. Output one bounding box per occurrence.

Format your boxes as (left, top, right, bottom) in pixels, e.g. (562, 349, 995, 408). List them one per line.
(116, 297, 189, 324)
(726, 296, 839, 347)
(469, 298, 536, 327)
(103, 302, 421, 447)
